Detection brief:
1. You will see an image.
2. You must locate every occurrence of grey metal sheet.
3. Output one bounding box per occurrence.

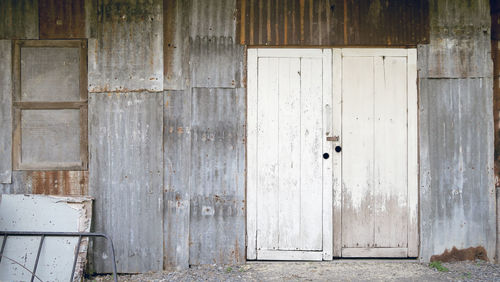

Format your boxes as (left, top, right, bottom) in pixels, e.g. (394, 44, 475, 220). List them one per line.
(418, 0, 491, 78)
(190, 36, 245, 88)
(89, 92, 163, 273)
(189, 88, 245, 265)
(21, 47, 80, 101)
(419, 78, 496, 261)
(0, 171, 33, 194)
(163, 90, 191, 269)
(88, 0, 163, 92)
(189, 0, 237, 38)
(21, 109, 81, 165)
(0, 40, 12, 183)
(0, 0, 38, 39)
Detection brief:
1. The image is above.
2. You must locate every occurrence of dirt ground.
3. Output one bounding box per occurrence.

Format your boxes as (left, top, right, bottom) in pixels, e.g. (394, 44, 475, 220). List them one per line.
(89, 260, 500, 281)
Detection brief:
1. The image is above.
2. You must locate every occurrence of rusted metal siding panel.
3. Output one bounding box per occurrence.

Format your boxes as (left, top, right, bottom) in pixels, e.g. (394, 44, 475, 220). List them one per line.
(0, 0, 38, 39)
(88, 0, 163, 92)
(163, 90, 191, 269)
(238, 0, 428, 46)
(345, 0, 429, 45)
(190, 36, 245, 88)
(89, 92, 163, 273)
(419, 0, 491, 78)
(419, 78, 496, 261)
(39, 0, 86, 39)
(0, 171, 88, 196)
(189, 88, 245, 265)
(239, 0, 343, 45)
(163, 0, 190, 90)
(30, 171, 88, 196)
(0, 40, 12, 183)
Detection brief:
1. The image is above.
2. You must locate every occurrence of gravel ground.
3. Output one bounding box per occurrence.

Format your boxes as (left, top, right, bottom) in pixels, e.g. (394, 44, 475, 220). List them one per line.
(89, 260, 500, 281)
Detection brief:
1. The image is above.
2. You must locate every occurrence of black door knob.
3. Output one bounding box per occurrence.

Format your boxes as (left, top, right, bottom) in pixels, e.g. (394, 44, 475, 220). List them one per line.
(323, 153, 329, 159)
(335, 146, 342, 153)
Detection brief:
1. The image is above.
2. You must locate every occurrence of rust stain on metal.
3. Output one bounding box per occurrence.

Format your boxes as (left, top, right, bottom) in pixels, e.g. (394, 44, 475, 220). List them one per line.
(240, 0, 246, 44)
(39, 0, 86, 39)
(238, 0, 429, 46)
(430, 246, 489, 262)
(31, 171, 88, 196)
(343, 0, 348, 44)
(283, 0, 288, 44)
(266, 0, 271, 43)
(299, 0, 305, 42)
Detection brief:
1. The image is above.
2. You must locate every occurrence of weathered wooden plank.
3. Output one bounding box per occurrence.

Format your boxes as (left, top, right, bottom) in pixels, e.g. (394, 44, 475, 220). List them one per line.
(189, 88, 245, 265)
(39, 0, 86, 39)
(246, 49, 258, 260)
(342, 248, 407, 258)
(190, 36, 245, 88)
(419, 78, 495, 261)
(321, 49, 333, 260)
(89, 92, 163, 273)
(0, 0, 38, 39)
(277, 58, 301, 251)
(341, 56, 375, 249)
(256, 58, 280, 251)
(163, 90, 191, 270)
(257, 250, 323, 260)
(373, 56, 408, 248)
(88, 0, 163, 92)
(299, 57, 323, 251)
(0, 40, 12, 183)
(331, 48, 342, 257)
(407, 49, 419, 257)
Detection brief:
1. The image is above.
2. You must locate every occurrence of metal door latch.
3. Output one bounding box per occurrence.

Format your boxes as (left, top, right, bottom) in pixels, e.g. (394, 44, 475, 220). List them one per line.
(326, 136, 339, 142)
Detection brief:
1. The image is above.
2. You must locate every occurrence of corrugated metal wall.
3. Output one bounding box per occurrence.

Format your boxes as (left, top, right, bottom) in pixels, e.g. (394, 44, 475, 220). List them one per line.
(237, 0, 429, 46)
(0, 0, 497, 273)
(0, 40, 12, 184)
(419, 0, 495, 261)
(162, 0, 246, 269)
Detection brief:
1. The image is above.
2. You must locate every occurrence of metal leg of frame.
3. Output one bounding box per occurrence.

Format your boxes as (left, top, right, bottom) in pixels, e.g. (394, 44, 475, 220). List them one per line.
(0, 235, 7, 264)
(70, 235, 82, 282)
(31, 235, 45, 282)
(0, 232, 118, 282)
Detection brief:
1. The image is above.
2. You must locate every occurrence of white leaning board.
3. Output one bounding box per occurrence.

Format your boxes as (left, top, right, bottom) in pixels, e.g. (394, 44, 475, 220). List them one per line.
(0, 194, 93, 281)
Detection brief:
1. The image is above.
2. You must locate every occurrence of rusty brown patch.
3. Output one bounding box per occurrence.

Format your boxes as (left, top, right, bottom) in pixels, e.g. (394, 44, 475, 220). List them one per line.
(31, 171, 88, 196)
(430, 246, 488, 262)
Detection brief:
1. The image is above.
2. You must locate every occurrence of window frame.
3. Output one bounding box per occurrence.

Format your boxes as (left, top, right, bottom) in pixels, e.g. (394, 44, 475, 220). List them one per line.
(12, 39, 88, 171)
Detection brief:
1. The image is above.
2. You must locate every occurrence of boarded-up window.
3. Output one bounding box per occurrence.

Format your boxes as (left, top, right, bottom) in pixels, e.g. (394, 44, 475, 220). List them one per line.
(12, 40, 88, 170)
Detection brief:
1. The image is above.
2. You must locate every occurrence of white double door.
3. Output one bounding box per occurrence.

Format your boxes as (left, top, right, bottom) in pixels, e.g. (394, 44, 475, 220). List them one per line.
(247, 48, 418, 260)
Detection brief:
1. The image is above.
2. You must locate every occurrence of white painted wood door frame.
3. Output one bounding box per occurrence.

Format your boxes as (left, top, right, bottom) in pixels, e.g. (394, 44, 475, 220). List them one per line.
(332, 48, 418, 258)
(247, 48, 333, 261)
(247, 48, 418, 260)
